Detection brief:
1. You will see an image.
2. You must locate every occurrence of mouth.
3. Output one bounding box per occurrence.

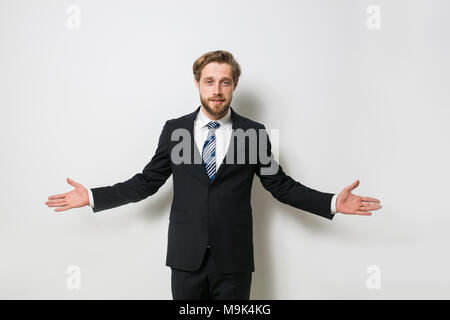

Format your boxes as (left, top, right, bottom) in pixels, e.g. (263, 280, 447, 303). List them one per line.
(210, 99, 225, 104)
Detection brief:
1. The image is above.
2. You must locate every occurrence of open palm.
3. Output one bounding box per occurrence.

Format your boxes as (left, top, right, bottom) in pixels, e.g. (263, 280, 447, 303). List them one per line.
(336, 180, 382, 215)
(45, 178, 89, 212)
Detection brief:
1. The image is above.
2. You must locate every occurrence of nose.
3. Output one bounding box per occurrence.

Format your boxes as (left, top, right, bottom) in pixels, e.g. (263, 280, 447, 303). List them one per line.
(213, 83, 223, 95)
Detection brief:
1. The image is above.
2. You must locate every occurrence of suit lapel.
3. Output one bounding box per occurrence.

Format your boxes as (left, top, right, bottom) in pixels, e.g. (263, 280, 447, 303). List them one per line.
(181, 106, 210, 186)
(211, 107, 244, 186)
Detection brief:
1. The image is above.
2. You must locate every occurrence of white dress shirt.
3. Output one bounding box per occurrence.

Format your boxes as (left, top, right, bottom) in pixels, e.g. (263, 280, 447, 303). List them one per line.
(88, 107, 338, 214)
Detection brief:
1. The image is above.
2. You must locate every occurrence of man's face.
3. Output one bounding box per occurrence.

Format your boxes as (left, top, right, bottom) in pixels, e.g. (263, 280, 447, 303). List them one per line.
(194, 62, 238, 120)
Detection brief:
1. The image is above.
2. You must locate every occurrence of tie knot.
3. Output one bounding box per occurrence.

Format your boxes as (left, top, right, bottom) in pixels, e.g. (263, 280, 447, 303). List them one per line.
(206, 121, 220, 130)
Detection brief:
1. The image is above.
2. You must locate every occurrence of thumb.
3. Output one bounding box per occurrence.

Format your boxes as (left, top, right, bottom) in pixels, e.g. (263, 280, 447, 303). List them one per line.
(67, 177, 78, 187)
(346, 179, 360, 191)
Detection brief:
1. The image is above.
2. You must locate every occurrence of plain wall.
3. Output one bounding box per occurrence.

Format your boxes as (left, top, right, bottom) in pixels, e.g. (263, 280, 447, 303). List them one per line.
(1, 0, 449, 299)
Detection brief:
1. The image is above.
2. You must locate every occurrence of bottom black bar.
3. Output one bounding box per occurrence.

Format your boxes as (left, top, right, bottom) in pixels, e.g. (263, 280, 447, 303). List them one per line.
(0, 300, 447, 318)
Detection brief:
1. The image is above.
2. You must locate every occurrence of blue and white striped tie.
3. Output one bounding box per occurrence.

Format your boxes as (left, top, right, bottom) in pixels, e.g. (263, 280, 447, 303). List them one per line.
(202, 121, 221, 182)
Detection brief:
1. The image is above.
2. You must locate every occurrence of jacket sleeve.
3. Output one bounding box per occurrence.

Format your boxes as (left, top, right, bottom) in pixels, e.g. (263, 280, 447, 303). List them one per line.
(90, 120, 173, 213)
(255, 124, 335, 220)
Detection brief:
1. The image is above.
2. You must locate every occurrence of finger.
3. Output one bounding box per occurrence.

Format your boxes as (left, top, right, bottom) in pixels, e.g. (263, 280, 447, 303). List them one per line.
(54, 205, 72, 212)
(46, 199, 66, 204)
(355, 210, 372, 215)
(47, 201, 67, 207)
(360, 203, 382, 210)
(362, 196, 380, 203)
(48, 193, 66, 199)
(46, 199, 66, 206)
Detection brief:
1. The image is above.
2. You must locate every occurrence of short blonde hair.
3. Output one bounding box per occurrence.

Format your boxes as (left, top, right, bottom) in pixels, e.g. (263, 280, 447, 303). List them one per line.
(193, 50, 241, 85)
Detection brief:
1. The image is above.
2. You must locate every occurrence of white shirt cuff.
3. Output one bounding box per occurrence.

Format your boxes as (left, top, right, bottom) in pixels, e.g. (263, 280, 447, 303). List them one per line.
(88, 188, 94, 208)
(331, 194, 338, 214)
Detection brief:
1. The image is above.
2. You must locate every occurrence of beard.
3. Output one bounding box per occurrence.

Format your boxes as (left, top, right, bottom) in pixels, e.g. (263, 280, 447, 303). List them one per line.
(200, 94, 231, 119)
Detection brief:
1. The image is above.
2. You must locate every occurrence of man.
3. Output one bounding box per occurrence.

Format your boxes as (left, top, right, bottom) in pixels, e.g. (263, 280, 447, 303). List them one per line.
(45, 50, 382, 300)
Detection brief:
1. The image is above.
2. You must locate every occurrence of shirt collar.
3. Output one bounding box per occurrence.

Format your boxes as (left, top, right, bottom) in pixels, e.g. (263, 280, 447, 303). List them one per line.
(197, 106, 232, 129)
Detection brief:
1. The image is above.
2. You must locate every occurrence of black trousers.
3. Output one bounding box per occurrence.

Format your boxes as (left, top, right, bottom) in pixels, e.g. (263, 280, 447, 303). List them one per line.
(171, 247, 252, 300)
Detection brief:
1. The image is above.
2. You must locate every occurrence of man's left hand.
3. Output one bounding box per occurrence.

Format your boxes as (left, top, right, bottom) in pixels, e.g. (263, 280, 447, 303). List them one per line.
(336, 180, 382, 215)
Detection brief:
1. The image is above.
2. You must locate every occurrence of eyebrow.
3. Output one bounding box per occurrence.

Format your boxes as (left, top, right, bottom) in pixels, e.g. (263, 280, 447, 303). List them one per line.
(203, 76, 232, 81)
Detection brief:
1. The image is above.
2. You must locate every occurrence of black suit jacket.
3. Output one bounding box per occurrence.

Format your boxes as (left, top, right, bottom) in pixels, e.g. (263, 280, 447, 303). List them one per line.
(91, 106, 335, 273)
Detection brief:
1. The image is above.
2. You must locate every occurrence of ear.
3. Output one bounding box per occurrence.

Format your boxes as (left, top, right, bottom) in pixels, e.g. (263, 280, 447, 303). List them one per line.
(233, 80, 238, 91)
(194, 78, 199, 90)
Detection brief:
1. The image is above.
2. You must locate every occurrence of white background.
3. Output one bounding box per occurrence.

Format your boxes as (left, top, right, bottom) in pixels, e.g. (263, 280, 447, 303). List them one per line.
(1, 0, 449, 299)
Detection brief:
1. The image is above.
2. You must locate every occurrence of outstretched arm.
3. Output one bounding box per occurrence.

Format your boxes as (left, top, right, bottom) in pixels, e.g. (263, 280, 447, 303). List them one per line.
(45, 120, 173, 213)
(255, 125, 382, 218)
(255, 124, 336, 220)
(89, 120, 173, 213)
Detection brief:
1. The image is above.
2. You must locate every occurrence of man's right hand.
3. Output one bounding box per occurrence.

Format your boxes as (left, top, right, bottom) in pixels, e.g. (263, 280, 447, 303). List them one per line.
(45, 178, 89, 212)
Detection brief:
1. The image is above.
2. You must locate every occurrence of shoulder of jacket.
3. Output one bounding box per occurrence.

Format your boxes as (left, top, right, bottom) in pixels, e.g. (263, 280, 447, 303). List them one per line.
(238, 115, 265, 129)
